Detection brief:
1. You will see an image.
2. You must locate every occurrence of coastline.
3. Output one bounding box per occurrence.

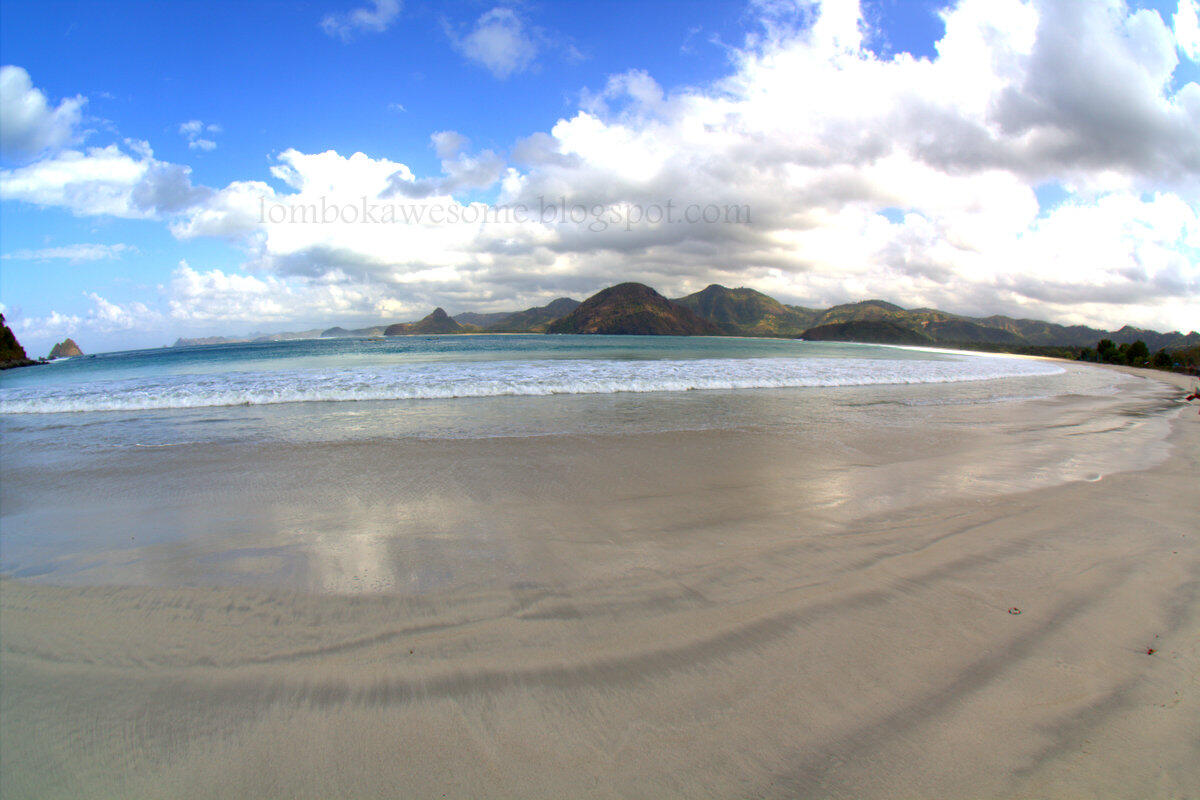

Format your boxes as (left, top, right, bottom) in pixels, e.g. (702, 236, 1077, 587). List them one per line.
(1, 365, 1196, 798)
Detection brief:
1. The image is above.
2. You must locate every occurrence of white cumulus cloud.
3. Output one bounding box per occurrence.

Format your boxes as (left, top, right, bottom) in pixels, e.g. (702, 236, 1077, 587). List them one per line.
(1176, 0, 1200, 61)
(0, 140, 211, 217)
(0, 66, 86, 160)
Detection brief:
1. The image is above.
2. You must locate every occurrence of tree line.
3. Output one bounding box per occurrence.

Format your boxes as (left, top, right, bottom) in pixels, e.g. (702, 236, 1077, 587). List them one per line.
(1077, 339, 1198, 371)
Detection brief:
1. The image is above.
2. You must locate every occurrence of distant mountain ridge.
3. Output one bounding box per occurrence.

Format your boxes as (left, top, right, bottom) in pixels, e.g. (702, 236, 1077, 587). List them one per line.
(173, 329, 325, 347)
(168, 283, 1198, 352)
(675, 286, 1198, 351)
(321, 325, 386, 338)
(478, 298, 582, 333)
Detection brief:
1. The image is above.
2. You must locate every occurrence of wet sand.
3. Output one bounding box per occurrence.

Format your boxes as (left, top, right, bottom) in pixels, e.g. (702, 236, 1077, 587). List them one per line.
(1, 366, 1197, 798)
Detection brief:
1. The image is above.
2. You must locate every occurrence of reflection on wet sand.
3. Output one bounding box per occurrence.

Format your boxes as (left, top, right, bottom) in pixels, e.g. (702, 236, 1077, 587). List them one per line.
(1, 367, 1197, 798)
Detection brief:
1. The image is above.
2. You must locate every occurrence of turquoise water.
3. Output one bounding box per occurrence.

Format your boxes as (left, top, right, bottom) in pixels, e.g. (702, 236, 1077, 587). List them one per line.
(0, 332, 1070, 449)
(0, 334, 1059, 413)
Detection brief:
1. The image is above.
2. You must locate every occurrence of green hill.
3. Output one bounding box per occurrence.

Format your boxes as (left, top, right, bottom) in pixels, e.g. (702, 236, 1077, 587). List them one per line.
(545, 283, 721, 336)
(673, 285, 818, 337)
(800, 320, 934, 345)
(486, 298, 581, 333)
(453, 310, 512, 328)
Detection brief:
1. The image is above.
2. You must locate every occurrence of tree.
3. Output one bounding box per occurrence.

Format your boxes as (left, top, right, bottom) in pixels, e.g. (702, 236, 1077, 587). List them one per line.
(1152, 349, 1171, 368)
(1125, 340, 1149, 365)
(1105, 344, 1126, 364)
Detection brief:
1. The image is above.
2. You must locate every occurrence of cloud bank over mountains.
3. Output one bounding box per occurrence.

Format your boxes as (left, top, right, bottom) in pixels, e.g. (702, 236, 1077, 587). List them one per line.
(1, 0, 1198, 348)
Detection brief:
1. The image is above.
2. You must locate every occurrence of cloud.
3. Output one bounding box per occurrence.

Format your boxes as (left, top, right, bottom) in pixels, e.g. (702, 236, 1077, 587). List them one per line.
(0, 66, 86, 160)
(4, 0, 1199, 336)
(2, 243, 135, 262)
(451, 7, 540, 79)
(14, 291, 158, 344)
(179, 119, 221, 151)
(1177, 0, 1200, 61)
(14, 309, 84, 341)
(85, 291, 156, 330)
(0, 140, 211, 217)
(321, 0, 401, 41)
(167, 262, 409, 323)
(163, 0, 1197, 331)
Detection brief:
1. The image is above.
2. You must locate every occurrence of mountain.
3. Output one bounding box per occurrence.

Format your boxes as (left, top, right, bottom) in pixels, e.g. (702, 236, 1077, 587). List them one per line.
(321, 325, 386, 337)
(251, 329, 326, 343)
(160, 284, 1197, 352)
(173, 329, 324, 347)
(674, 285, 818, 337)
(921, 318, 1023, 344)
(487, 298, 581, 332)
(813, 299, 907, 325)
(452, 298, 582, 332)
(1, 313, 38, 369)
(674, 292, 1023, 345)
(967, 316, 1192, 350)
(49, 338, 83, 358)
(453, 311, 513, 328)
(173, 335, 248, 347)
(385, 308, 466, 336)
(545, 283, 722, 336)
(801, 320, 934, 345)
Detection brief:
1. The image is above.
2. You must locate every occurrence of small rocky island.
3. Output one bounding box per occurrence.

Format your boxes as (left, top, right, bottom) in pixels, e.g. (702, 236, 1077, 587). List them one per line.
(49, 338, 84, 358)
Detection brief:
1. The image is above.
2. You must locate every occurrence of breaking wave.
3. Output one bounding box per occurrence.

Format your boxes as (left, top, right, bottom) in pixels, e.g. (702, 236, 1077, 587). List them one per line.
(0, 356, 1063, 414)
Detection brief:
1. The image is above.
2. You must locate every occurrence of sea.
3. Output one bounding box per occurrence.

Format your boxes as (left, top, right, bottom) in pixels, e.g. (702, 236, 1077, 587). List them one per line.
(0, 333, 1068, 437)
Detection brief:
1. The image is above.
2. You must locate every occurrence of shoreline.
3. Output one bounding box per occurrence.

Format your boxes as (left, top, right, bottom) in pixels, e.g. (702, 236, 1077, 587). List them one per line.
(1, 365, 1197, 798)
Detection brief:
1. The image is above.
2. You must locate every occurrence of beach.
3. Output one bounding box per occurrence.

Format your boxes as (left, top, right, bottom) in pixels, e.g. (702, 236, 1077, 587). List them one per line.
(1, 360, 1197, 799)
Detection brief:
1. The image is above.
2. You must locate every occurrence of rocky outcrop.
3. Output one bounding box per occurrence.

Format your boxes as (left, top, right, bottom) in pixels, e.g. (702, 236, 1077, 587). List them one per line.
(49, 338, 83, 358)
(1, 314, 40, 369)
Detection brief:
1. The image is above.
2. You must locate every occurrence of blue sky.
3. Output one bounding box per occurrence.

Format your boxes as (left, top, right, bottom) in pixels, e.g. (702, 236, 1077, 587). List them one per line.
(2, 0, 1198, 354)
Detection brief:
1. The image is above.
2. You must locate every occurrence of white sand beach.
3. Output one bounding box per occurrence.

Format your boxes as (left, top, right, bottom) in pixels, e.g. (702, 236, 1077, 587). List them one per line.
(1, 365, 1197, 799)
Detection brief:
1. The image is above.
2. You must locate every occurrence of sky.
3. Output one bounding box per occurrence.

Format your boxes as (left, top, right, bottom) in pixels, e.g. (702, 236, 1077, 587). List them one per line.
(1, 0, 1198, 355)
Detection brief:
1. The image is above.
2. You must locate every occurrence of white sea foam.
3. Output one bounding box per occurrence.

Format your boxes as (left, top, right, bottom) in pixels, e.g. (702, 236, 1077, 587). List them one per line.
(0, 356, 1064, 414)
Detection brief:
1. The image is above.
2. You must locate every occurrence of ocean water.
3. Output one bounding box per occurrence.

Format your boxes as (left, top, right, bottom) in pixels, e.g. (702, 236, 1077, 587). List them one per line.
(0, 333, 1074, 447)
(2, 333, 1064, 409)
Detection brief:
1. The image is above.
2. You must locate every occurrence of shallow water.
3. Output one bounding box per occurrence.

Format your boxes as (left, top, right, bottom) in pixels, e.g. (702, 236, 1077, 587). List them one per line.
(0, 335, 1180, 592)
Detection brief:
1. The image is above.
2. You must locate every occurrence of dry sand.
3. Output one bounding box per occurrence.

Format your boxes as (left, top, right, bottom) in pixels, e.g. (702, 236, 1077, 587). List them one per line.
(1, 366, 1197, 798)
